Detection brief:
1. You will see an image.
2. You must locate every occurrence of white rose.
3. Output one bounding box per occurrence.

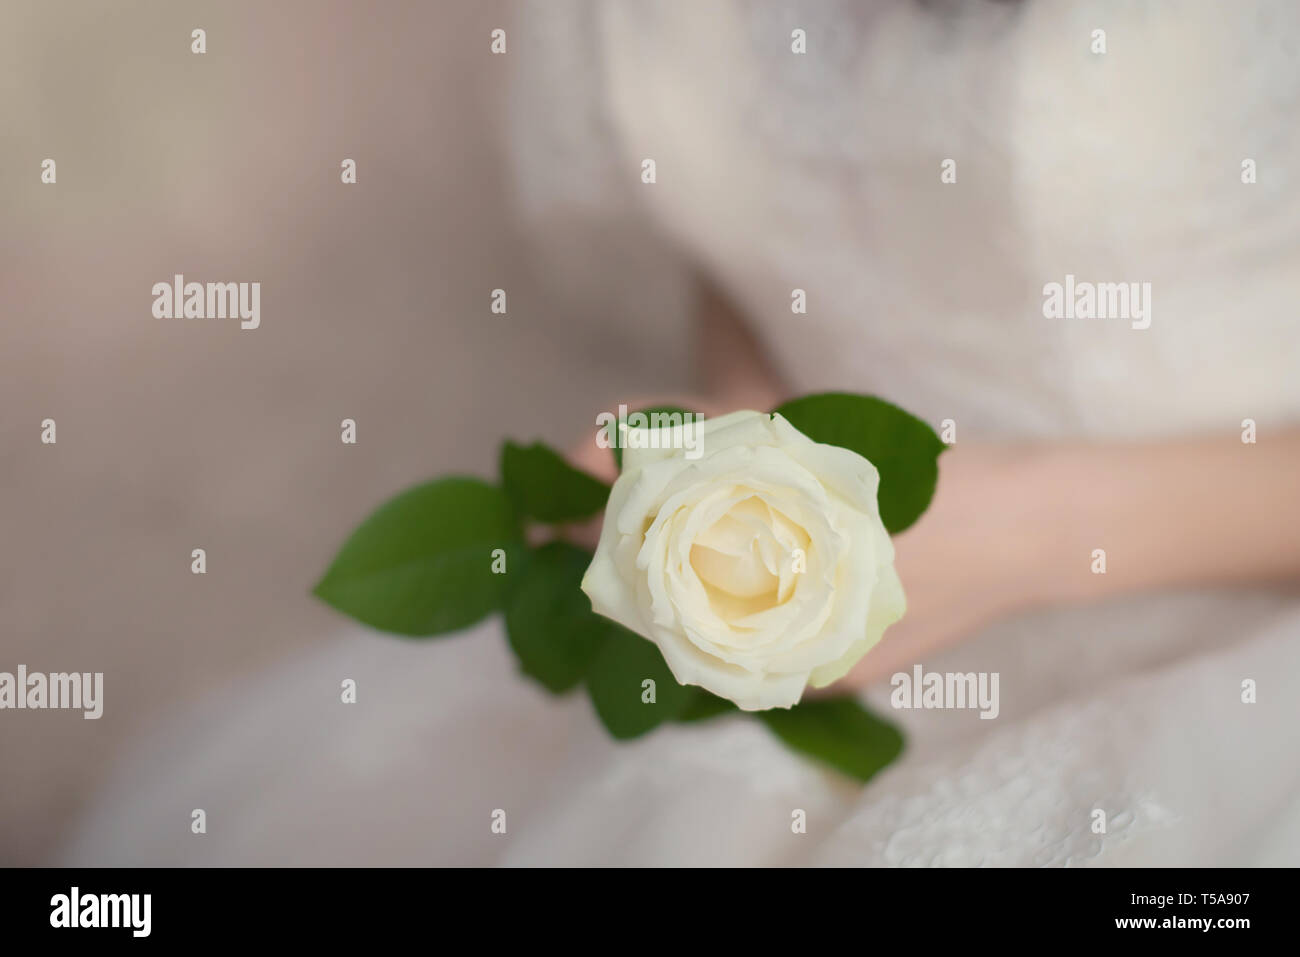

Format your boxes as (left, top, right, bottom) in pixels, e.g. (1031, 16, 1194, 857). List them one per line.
(581, 410, 906, 711)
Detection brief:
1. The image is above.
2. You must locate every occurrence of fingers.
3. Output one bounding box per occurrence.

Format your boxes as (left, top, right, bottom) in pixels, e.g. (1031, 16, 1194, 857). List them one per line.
(568, 434, 618, 485)
(557, 396, 752, 553)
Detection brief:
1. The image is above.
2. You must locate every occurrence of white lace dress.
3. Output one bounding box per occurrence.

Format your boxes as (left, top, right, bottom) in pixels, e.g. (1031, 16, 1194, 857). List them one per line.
(62, 0, 1300, 865)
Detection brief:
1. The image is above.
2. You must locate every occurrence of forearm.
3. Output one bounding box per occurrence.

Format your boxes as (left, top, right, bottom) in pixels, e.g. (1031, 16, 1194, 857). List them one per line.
(1019, 432, 1300, 607)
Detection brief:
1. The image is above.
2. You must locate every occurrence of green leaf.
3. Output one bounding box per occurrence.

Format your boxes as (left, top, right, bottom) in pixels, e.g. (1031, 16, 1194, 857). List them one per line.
(609, 405, 695, 472)
(676, 689, 739, 724)
(772, 393, 945, 534)
(501, 441, 610, 523)
(759, 696, 904, 784)
(313, 477, 521, 636)
(586, 624, 693, 739)
(504, 543, 605, 693)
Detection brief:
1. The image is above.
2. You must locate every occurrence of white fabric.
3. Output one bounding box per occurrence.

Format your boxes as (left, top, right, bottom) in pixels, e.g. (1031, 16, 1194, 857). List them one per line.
(62, 0, 1300, 865)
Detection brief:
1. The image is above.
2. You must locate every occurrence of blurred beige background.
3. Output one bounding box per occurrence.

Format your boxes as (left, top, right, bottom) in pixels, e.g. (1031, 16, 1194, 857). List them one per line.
(1, 0, 693, 864)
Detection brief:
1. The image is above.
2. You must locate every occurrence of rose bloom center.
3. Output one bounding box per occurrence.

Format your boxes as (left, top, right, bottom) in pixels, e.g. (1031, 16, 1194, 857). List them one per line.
(687, 494, 809, 625)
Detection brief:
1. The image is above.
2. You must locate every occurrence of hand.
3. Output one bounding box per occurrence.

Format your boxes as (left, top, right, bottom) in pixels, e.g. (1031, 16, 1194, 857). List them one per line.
(564, 398, 1045, 687)
(560, 394, 736, 549)
(833, 443, 1043, 688)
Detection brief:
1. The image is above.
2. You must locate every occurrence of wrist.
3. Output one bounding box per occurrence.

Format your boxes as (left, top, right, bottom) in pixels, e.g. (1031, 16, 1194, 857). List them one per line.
(986, 443, 1104, 611)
